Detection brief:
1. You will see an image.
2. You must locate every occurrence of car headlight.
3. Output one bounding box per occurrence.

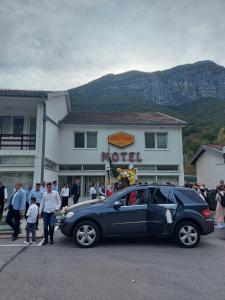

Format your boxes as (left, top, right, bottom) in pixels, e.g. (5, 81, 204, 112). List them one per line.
(65, 211, 74, 219)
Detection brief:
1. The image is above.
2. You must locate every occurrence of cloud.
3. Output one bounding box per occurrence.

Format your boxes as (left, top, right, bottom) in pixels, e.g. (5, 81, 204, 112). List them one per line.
(0, 0, 225, 90)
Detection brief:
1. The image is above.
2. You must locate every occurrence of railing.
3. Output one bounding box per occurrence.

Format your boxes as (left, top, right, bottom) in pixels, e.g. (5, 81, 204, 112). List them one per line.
(0, 134, 36, 150)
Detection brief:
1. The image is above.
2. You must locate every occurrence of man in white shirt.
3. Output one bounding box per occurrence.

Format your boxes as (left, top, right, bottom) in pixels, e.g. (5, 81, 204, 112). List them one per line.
(60, 183, 70, 209)
(39, 182, 61, 245)
(89, 183, 97, 199)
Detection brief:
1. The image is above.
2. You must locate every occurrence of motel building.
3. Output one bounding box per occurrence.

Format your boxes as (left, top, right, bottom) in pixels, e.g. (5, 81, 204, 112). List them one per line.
(0, 89, 186, 198)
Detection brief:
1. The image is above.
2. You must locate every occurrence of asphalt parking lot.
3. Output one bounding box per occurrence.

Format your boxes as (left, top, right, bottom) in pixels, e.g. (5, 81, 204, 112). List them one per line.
(0, 229, 225, 300)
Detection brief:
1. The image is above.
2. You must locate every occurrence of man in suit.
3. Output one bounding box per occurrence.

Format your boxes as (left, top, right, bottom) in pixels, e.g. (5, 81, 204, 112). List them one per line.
(6, 182, 26, 241)
(71, 178, 80, 204)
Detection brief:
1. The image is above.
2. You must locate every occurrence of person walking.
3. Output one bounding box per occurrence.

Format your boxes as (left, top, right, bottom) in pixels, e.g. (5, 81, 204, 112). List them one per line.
(52, 180, 58, 192)
(31, 183, 42, 230)
(0, 181, 7, 222)
(6, 182, 26, 241)
(215, 186, 225, 229)
(40, 181, 46, 195)
(99, 183, 106, 197)
(25, 184, 33, 220)
(71, 178, 80, 204)
(39, 182, 61, 245)
(89, 183, 97, 199)
(24, 196, 38, 245)
(60, 183, 70, 209)
(106, 185, 113, 197)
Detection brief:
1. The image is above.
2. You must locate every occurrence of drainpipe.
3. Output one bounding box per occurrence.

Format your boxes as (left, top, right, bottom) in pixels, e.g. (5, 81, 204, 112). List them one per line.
(41, 98, 47, 182)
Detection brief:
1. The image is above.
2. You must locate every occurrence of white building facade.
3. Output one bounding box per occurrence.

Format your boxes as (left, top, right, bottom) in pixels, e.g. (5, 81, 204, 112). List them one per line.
(191, 144, 225, 189)
(0, 90, 185, 197)
(0, 90, 70, 196)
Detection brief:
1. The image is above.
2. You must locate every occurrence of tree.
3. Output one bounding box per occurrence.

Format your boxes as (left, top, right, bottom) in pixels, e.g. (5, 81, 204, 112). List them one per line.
(216, 127, 225, 144)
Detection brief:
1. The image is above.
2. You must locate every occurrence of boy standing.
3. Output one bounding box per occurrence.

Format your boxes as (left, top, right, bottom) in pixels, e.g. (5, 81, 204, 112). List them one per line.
(24, 196, 38, 244)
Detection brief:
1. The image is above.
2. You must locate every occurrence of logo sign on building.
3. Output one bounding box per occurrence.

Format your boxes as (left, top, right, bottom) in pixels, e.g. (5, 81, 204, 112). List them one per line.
(108, 132, 134, 148)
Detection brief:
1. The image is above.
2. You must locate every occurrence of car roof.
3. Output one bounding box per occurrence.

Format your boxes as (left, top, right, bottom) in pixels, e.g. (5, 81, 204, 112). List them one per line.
(122, 185, 185, 191)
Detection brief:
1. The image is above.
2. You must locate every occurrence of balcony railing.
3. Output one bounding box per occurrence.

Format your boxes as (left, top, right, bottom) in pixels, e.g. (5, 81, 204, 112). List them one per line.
(0, 134, 36, 150)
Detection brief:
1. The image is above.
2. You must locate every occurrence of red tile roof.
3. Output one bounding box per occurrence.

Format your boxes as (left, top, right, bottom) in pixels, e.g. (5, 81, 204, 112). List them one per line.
(60, 112, 186, 126)
(206, 144, 224, 152)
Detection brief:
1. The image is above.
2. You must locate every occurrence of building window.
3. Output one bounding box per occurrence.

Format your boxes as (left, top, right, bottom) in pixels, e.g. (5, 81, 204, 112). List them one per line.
(29, 117, 36, 134)
(74, 131, 97, 149)
(134, 164, 156, 171)
(13, 117, 24, 135)
(0, 156, 34, 166)
(145, 132, 168, 149)
(156, 165, 179, 171)
(83, 164, 105, 170)
(157, 133, 167, 149)
(87, 132, 97, 148)
(145, 133, 155, 148)
(74, 132, 85, 148)
(45, 159, 58, 171)
(0, 116, 12, 134)
(59, 164, 82, 170)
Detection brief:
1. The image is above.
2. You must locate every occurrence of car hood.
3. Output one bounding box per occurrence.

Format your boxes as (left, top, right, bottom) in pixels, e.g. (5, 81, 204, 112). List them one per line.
(66, 198, 106, 212)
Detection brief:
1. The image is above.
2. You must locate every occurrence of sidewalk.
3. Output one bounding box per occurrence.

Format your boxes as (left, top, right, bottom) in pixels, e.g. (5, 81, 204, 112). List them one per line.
(0, 196, 83, 239)
(0, 217, 45, 239)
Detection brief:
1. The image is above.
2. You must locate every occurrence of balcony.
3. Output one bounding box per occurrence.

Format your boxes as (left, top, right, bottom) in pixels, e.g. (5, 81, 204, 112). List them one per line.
(0, 134, 36, 150)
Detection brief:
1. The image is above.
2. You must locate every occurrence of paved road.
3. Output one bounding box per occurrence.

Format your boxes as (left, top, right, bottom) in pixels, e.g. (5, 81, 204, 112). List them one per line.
(0, 229, 225, 300)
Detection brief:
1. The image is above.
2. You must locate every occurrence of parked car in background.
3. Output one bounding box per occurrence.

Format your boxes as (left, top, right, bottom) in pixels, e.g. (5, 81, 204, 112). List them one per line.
(61, 185, 214, 248)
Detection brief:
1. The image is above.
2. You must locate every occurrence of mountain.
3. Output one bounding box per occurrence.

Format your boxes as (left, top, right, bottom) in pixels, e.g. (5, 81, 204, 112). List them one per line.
(68, 61, 225, 175)
(69, 60, 225, 111)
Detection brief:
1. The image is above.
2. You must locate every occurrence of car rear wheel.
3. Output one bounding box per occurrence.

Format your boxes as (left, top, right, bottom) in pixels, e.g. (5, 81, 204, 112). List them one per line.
(174, 222, 200, 248)
(73, 221, 100, 248)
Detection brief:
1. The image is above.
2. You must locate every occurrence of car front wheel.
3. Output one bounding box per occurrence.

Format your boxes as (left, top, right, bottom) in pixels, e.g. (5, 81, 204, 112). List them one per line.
(174, 222, 201, 248)
(73, 221, 100, 248)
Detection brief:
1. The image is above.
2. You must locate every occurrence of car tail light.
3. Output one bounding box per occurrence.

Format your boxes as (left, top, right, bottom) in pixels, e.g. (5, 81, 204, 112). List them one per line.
(202, 208, 211, 219)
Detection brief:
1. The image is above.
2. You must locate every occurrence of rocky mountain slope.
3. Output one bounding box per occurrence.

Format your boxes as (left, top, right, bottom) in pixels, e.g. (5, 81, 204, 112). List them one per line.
(68, 61, 225, 175)
(69, 60, 225, 111)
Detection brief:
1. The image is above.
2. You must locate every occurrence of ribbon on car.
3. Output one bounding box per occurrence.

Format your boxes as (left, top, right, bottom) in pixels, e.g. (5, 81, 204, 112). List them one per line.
(165, 208, 173, 224)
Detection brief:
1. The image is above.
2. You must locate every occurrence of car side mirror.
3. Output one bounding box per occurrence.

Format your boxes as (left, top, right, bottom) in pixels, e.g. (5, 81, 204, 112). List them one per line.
(113, 201, 121, 210)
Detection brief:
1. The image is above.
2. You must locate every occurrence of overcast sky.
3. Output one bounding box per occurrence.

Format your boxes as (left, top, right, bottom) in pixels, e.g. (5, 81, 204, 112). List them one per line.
(0, 0, 224, 90)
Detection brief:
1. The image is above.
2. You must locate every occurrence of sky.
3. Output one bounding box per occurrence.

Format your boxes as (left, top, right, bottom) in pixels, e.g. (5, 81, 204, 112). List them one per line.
(0, 0, 225, 90)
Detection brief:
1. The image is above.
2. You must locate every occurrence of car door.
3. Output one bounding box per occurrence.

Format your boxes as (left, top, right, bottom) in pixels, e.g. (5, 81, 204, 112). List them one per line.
(102, 188, 149, 236)
(147, 187, 177, 236)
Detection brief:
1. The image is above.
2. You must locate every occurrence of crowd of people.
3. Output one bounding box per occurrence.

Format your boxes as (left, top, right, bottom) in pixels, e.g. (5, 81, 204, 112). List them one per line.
(1, 178, 225, 245)
(0, 178, 112, 245)
(184, 179, 225, 229)
(0, 179, 80, 245)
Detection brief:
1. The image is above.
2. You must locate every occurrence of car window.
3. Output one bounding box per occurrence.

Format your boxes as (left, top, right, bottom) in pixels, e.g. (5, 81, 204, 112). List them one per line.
(148, 188, 155, 203)
(119, 189, 148, 206)
(153, 188, 174, 204)
(173, 189, 205, 204)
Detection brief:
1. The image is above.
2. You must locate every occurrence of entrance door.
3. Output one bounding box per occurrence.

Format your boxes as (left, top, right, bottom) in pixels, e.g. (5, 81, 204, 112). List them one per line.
(83, 176, 105, 198)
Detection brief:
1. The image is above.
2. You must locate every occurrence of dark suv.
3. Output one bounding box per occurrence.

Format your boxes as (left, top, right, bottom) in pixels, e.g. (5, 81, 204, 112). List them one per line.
(61, 185, 214, 248)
